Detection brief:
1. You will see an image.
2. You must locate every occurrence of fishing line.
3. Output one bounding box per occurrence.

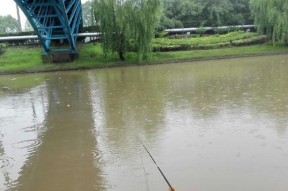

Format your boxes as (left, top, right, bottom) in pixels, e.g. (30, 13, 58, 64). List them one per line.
(139, 147, 150, 191)
(137, 136, 174, 191)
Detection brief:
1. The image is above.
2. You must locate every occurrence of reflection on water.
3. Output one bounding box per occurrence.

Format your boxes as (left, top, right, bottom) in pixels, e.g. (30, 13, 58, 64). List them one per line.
(0, 82, 48, 190)
(1, 54, 288, 191)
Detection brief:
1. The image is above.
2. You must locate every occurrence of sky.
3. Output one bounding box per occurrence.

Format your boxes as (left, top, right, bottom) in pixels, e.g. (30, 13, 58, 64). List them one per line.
(0, 0, 22, 19)
(0, 0, 89, 28)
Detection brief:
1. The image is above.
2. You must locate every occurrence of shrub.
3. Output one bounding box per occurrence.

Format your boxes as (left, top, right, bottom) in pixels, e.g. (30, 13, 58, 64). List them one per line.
(196, 27, 207, 36)
(152, 32, 268, 52)
(0, 48, 4, 55)
(231, 35, 268, 46)
(214, 27, 228, 34)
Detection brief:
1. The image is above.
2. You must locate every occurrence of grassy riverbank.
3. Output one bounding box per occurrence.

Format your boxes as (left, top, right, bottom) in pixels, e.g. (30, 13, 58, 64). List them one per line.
(0, 42, 288, 74)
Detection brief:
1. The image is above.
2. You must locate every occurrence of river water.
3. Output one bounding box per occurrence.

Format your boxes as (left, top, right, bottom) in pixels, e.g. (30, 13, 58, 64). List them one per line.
(0, 55, 288, 191)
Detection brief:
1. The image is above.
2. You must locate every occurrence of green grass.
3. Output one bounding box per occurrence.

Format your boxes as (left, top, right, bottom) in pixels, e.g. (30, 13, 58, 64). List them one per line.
(0, 42, 288, 74)
(153, 31, 268, 51)
(153, 31, 258, 46)
(0, 46, 43, 71)
(149, 43, 288, 62)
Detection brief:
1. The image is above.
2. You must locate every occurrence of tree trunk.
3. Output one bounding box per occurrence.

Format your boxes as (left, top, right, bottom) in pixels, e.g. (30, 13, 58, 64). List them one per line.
(118, 50, 125, 61)
(285, 37, 288, 46)
(16, 5, 22, 32)
(118, 33, 125, 61)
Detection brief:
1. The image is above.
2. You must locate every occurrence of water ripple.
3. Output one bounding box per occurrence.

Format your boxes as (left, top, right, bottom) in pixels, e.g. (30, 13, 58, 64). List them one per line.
(11, 139, 42, 151)
(0, 156, 15, 169)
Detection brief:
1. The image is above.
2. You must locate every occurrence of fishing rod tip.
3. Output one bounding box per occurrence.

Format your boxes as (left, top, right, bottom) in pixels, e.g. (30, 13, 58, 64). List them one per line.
(169, 187, 175, 191)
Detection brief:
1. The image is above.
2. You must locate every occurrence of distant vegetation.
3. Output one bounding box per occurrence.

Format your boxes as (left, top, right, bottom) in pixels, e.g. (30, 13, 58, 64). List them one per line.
(0, 15, 19, 34)
(152, 31, 267, 51)
(160, 0, 252, 29)
(81, 0, 253, 30)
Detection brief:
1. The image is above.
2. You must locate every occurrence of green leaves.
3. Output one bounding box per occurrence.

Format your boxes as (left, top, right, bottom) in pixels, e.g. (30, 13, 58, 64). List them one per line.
(161, 0, 251, 28)
(250, 0, 288, 44)
(0, 15, 19, 34)
(152, 31, 266, 51)
(93, 0, 161, 62)
(81, 1, 97, 27)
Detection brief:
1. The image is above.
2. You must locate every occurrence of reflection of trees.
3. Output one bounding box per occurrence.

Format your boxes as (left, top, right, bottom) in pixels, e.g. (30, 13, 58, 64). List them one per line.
(0, 83, 48, 189)
(0, 75, 45, 96)
(87, 68, 171, 191)
(0, 135, 12, 189)
(89, 67, 168, 150)
(15, 72, 104, 191)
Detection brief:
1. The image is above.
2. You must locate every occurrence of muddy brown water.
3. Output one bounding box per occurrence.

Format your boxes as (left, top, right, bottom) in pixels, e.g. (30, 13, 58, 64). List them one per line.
(1, 55, 288, 191)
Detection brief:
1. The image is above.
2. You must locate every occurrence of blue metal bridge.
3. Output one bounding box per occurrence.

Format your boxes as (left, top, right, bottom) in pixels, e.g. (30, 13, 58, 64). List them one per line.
(14, 0, 82, 56)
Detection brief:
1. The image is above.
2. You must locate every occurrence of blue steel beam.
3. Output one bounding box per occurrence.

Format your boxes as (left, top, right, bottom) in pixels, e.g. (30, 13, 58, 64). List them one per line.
(14, 0, 82, 55)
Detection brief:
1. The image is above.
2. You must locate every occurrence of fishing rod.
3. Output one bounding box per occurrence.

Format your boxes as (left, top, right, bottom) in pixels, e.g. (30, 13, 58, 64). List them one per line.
(137, 136, 175, 191)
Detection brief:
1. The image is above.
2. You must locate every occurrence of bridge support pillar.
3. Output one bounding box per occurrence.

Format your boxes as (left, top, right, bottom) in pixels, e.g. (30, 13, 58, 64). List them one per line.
(42, 53, 79, 63)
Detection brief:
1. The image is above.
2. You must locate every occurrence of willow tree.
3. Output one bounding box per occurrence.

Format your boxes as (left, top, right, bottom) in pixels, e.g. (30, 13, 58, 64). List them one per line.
(202, 0, 234, 27)
(250, 0, 288, 44)
(93, 0, 161, 61)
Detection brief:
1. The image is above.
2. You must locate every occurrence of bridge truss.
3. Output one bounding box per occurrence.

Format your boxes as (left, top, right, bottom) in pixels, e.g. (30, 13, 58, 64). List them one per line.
(14, 0, 82, 56)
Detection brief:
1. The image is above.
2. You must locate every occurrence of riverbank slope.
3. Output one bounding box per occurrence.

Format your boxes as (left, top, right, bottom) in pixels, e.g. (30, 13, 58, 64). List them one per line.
(0, 43, 288, 75)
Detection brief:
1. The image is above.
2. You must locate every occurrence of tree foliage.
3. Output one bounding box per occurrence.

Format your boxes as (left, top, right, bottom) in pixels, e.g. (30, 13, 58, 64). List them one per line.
(232, 0, 253, 25)
(201, 0, 234, 27)
(129, 0, 162, 61)
(94, 0, 128, 60)
(81, 0, 97, 27)
(250, 0, 288, 44)
(93, 0, 161, 61)
(0, 15, 19, 34)
(160, 0, 252, 28)
(160, 0, 205, 28)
